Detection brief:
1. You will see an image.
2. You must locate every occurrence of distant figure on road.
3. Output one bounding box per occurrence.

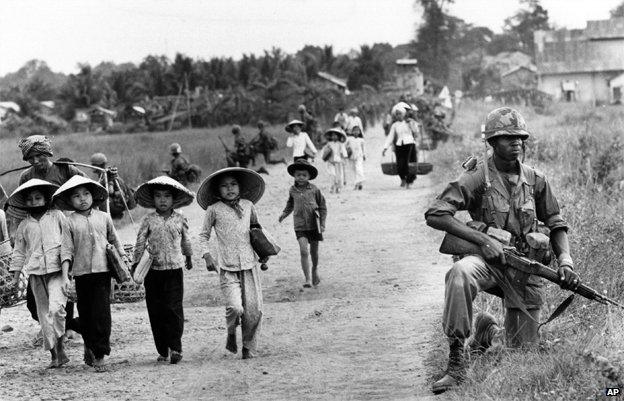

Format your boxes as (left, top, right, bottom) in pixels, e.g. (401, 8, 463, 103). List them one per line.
(346, 108, 364, 136)
(297, 104, 321, 146)
(285, 119, 317, 162)
(250, 121, 286, 169)
(382, 103, 418, 189)
(333, 107, 349, 131)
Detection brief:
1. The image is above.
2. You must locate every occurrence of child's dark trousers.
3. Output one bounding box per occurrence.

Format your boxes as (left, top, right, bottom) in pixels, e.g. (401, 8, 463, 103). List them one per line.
(75, 272, 112, 359)
(144, 268, 184, 356)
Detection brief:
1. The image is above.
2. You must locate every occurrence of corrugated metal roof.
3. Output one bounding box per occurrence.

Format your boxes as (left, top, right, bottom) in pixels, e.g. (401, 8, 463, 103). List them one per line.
(501, 65, 537, 77)
(586, 18, 624, 39)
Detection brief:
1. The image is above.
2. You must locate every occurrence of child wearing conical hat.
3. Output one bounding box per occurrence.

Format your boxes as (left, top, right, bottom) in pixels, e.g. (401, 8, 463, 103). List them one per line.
(8, 179, 70, 368)
(279, 160, 327, 288)
(132, 176, 195, 365)
(197, 167, 267, 359)
(54, 175, 128, 372)
(322, 128, 348, 193)
(285, 119, 317, 162)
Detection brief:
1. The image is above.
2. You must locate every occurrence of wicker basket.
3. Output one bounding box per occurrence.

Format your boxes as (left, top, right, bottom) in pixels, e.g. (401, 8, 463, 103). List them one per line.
(381, 162, 433, 176)
(0, 254, 28, 308)
(111, 244, 145, 304)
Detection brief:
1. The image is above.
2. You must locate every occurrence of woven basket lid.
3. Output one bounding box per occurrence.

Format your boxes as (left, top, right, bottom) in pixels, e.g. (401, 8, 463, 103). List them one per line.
(197, 167, 265, 210)
(52, 175, 108, 211)
(135, 175, 195, 209)
(8, 179, 60, 209)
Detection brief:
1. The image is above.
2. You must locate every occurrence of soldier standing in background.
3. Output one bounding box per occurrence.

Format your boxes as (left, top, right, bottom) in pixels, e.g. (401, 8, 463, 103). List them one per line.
(169, 143, 190, 187)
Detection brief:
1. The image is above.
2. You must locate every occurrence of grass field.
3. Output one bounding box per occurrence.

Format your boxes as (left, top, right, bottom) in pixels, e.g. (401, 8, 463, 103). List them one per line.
(0, 125, 292, 196)
(427, 100, 624, 400)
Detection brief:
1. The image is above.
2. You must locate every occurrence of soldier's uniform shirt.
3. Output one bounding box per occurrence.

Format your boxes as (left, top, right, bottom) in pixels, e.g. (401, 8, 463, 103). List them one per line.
(425, 157, 568, 251)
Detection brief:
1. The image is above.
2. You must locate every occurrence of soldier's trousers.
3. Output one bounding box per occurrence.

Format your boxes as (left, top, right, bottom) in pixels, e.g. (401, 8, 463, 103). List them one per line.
(442, 255, 499, 339)
(219, 266, 263, 354)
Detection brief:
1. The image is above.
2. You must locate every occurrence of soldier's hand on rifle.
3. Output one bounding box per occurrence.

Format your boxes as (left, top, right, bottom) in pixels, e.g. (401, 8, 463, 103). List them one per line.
(185, 255, 193, 270)
(480, 236, 506, 265)
(557, 255, 579, 290)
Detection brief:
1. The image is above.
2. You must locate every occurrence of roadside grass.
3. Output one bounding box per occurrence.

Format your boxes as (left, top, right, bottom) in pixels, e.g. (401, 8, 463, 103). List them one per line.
(426, 100, 624, 400)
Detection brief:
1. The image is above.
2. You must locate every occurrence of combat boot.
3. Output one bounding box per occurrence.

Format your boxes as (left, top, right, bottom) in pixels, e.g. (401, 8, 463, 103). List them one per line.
(431, 338, 466, 394)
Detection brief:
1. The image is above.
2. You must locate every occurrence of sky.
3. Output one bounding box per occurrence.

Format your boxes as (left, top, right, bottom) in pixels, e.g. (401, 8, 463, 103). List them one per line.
(0, 0, 622, 75)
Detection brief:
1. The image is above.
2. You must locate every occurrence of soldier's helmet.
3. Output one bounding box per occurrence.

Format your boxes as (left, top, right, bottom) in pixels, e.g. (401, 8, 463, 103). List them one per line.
(483, 107, 530, 141)
(169, 143, 182, 155)
(297, 104, 306, 113)
(231, 125, 241, 134)
(90, 152, 107, 166)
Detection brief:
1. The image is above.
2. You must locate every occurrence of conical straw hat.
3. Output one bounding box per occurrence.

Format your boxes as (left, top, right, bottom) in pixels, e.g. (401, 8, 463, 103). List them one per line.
(8, 179, 59, 209)
(52, 175, 108, 211)
(197, 167, 265, 210)
(135, 175, 195, 209)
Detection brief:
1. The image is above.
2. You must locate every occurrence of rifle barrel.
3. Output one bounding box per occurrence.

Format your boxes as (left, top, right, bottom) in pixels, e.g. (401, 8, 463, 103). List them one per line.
(505, 251, 624, 309)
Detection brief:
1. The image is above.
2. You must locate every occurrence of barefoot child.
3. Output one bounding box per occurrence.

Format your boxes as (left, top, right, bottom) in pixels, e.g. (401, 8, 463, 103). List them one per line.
(133, 176, 195, 364)
(198, 168, 267, 359)
(346, 126, 366, 190)
(322, 128, 348, 193)
(8, 179, 70, 368)
(54, 176, 128, 372)
(278, 160, 327, 288)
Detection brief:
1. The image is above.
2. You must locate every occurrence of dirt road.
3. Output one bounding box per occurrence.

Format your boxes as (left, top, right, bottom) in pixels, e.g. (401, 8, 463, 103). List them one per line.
(0, 126, 451, 400)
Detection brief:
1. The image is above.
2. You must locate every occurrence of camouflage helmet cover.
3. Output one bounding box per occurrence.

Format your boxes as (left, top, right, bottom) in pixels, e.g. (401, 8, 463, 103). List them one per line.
(483, 107, 530, 140)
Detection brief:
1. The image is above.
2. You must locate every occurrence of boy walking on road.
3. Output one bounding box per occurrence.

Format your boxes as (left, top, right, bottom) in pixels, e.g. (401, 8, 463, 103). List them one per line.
(55, 176, 128, 372)
(279, 160, 327, 288)
(133, 176, 195, 364)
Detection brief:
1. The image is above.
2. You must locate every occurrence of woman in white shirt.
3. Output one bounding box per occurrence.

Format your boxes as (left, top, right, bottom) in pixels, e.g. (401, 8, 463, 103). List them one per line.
(382, 105, 418, 188)
(285, 119, 317, 162)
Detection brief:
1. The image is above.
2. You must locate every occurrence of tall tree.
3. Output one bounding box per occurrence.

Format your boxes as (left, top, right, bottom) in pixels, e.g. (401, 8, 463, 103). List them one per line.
(413, 0, 456, 81)
(611, 1, 624, 18)
(504, 0, 550, 55)
(347, 45, 385, 90)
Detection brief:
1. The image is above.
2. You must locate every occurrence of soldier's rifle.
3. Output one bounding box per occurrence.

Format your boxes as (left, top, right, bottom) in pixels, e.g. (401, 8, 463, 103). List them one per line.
(218, 136, 232, 154)
(439, 230, 624, 309)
